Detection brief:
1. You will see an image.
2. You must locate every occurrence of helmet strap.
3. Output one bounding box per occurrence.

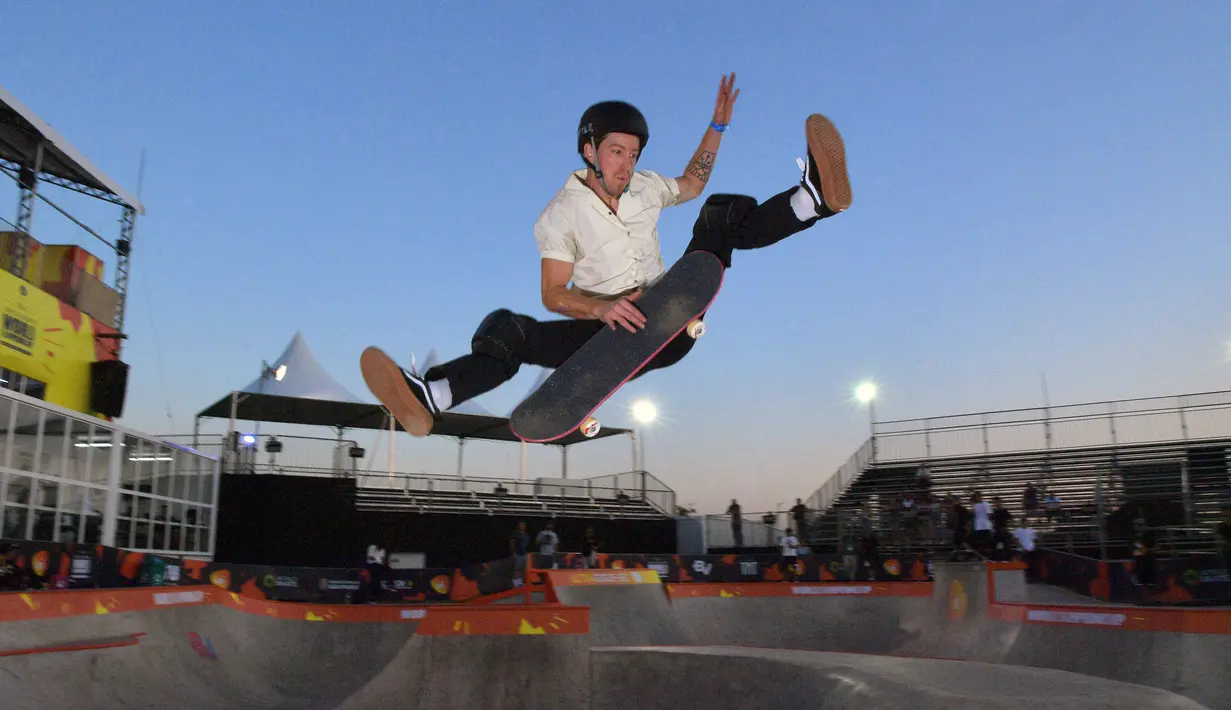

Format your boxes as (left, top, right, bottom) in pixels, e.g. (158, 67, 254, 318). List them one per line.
(587, 135, 630, 197)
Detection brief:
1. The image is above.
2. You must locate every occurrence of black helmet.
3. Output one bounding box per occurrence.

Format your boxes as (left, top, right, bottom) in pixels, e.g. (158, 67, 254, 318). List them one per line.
(577, 101, 649, 158)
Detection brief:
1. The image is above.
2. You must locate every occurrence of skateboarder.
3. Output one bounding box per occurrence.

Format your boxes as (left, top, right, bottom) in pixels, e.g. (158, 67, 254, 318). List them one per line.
(363, 73, 852, 436)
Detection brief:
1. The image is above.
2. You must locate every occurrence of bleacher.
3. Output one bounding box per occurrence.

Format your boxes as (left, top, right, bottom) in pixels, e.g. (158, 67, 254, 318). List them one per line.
(802, 391, 1231, 558)
(353, 485, 668, 519)
(160, 432, 678, 522)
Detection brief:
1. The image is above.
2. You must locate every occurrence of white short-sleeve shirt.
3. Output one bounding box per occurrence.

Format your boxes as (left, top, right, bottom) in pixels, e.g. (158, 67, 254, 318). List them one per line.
(534, 168, 682, 298)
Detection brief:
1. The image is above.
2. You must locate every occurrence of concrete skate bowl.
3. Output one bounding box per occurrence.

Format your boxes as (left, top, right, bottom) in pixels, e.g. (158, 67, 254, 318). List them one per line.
(0, 564, 1222, 709)
(545, 565, 1231, 709)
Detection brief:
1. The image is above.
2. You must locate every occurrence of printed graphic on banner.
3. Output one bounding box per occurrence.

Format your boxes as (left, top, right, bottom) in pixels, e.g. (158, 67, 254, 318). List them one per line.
(0, 263, 120, 415)
(187, 631, 217, 660)
(549, 568, 661, 587)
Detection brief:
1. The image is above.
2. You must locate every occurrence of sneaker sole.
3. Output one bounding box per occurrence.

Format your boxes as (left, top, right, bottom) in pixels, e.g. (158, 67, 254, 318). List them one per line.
(360, 346, 434, 437)
(806, 113, 852, 212)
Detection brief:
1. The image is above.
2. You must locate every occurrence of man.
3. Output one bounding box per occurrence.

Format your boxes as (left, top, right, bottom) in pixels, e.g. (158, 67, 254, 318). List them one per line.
(535, 520, 560, 570)
(791, 498, 808, 541)
(1013, 516, 1037, 582)
(780, 527, 800, 582)
(727, 498, 743, 549)
(510, 521, 529, 587)
(361, 74, 852, 435)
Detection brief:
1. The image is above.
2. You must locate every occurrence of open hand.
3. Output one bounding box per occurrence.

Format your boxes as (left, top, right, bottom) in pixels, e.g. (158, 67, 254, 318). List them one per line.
(596, 292, 646, 333)
(712, 73, 740, 126)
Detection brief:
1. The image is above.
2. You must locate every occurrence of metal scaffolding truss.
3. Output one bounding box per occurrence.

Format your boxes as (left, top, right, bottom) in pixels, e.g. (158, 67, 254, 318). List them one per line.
(0, 83, 144, 345)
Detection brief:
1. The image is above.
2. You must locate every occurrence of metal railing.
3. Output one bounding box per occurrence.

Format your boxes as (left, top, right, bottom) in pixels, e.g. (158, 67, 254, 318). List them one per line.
(873, 390, 1231, 463)
(804, 390, 1231, 522)
(0, 387, 220, 557)
(805, 438, 874, 515)
(162, 431, 678, 516)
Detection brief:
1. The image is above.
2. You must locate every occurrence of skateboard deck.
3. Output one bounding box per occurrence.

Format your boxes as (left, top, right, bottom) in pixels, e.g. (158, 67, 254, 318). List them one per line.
(509, 250, 725, 443)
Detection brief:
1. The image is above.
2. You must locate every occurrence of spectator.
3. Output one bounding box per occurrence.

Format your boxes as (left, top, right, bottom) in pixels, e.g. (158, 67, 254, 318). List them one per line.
(991, 496, 1013, 561)
(362, 542, 386, 604)
(840, 523, 859, 580)
(1043, 490, 1062, 523)
(1013, 517, 1038, 582)
(861, 527, 881, 581)
(580, 526, 598, 569)
(791, 499, 808, 541)
(1023, 482, 1040, 518)
(1218, 504, 1231, 577)
(915, 491, 933, 548)
(510, 521, 529, 586)
(1133, 522, 1159, 587)
(971, 492, 993, 557)
(535, 521, 560, 570)
(727, 499, 743, 549)
(780, 527, 799, 582)
(886, 493, 902, 547)
(949, 496, 971, 561)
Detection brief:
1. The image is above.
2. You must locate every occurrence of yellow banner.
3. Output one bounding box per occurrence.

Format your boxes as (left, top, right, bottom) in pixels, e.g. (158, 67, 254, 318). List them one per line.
(0, 268, 116, 416)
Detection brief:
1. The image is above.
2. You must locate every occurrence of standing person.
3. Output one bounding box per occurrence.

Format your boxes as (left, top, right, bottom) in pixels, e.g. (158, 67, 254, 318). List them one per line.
(362, 542, 386, 604)
(580, 527, 598, 569)
(535, 521, 560, 570)
(360, 74, 854, 436)
(510, 521, 529, 587)
(971, 493, 993, 557)
(1013, 517, 1038, 582)
(949, 496, 971, 561)
(791, 499, 809, 542)
(727, 499, 744, 549)
(780, 527, 800, 582)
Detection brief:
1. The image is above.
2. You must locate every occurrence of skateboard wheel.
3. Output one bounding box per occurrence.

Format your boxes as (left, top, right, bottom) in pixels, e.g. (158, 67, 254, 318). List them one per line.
(581, 417, 601, 438)
(686, 319, 706, 339)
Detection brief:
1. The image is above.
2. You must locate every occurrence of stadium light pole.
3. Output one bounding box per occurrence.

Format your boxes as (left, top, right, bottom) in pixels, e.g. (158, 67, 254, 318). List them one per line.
(631, 400, 658, 471)
(855, 381, 878, 460)
(631, 399, 658, 505)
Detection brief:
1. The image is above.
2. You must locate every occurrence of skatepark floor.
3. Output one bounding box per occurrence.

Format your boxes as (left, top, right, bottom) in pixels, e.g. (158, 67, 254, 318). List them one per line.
(0, 564, 1224, 709)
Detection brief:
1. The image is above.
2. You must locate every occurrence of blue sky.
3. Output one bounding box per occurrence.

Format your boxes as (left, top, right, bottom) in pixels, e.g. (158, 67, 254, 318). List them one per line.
(2, 1, 1228, 515)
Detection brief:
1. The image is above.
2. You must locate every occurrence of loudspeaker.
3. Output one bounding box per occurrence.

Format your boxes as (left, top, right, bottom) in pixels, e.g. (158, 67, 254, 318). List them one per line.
(90, 359, 129, 418)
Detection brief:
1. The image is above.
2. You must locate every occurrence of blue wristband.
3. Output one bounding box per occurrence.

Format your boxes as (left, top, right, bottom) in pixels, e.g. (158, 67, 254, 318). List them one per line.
(710, 121, 729, 132)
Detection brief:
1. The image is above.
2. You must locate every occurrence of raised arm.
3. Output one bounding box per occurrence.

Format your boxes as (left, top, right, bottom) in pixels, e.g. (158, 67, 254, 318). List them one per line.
(675, 73, 740, 203)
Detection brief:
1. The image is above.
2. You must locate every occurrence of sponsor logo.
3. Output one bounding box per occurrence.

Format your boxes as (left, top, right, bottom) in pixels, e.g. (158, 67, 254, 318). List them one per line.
(320, 579, 360, 591)
(568, 570, 659, 585)
(263, 574, 299, 589)
(649, 563, 670, 577)
(70, 556, 93, 579)
(430, 575, 450, 595)
(691, 560, 713, 576)
(1025, 609, 1126, 627)
(400, 609, 427, 620)
(154, 590, 206, 606)
(790, 585, 873, 596)
(739, 560, 758, 576)
(1, 309, 35, 355)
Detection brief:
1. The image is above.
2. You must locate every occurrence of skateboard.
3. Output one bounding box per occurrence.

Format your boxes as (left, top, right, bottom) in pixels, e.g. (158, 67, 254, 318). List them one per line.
(509, 250, 726, 443)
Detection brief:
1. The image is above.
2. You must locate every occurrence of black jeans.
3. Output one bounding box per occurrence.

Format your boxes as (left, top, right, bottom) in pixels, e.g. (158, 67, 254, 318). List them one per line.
(427, 187, 819, 407)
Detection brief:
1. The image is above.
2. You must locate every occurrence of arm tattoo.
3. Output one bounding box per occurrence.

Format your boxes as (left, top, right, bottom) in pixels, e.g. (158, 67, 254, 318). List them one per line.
(687, 151, 716, 183)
